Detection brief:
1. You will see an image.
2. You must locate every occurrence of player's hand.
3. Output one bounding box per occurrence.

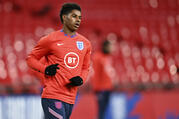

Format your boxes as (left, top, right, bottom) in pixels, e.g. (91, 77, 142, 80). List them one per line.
(69, 76, 83, 86)
(45, 64, 59, 76)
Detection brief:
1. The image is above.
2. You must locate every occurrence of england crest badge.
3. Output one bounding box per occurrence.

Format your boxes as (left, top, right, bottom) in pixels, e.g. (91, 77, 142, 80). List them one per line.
(76, 41, 84, 50)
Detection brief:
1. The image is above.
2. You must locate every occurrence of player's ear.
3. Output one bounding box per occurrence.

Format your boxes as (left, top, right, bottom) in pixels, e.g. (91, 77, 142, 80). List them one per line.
(62, 15, 67, 23)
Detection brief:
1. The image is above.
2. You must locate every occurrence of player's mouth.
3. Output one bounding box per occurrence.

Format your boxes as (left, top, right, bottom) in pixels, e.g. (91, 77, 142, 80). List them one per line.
(74, 23, 80, 28)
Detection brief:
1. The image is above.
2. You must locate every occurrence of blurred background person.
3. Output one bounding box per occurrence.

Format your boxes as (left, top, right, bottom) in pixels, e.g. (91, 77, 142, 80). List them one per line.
(90, 38, 118, 119)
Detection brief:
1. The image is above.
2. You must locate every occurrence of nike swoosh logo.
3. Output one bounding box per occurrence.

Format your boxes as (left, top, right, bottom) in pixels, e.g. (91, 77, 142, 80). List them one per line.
(57, 43, 64, 46)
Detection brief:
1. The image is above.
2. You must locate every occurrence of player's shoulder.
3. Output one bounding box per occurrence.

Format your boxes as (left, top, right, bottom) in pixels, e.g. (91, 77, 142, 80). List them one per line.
(77, 33, 91, 46)
(40, 30, 62, 44)
(38, 30, 63, 46)
(48, 30, 62, 39)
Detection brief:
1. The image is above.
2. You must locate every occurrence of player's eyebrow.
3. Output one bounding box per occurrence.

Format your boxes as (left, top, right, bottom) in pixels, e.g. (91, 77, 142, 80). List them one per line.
(72, 13, 82, 18)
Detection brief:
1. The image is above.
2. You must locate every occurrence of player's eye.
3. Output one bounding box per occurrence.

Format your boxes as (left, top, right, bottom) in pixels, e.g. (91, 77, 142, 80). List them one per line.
(72, 14, 77, 18)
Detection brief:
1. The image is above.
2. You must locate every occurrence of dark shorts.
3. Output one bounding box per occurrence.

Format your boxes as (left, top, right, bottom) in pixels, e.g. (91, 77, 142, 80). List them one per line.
(41, 98, 73, 119)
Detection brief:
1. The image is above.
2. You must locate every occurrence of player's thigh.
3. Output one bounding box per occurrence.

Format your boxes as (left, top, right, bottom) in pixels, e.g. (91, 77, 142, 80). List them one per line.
(63, 102, 73, 119)
(41, 98, 66, 119)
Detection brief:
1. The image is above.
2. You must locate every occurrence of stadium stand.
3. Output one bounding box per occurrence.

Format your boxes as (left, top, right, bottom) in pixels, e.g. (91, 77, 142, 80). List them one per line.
(0, 0, 178, 94)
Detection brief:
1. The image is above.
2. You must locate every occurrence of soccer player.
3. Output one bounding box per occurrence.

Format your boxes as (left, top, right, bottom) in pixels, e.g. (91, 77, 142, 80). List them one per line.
(26, 3, 91, 119)
(91, 39, 117, 119)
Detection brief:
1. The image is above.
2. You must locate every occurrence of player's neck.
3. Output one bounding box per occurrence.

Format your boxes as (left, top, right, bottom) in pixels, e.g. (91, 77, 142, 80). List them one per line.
(62, 27, 76, 36)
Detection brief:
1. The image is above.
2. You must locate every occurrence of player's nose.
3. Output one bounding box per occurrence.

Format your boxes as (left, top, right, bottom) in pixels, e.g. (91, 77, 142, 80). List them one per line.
(76, 17, 81, 23)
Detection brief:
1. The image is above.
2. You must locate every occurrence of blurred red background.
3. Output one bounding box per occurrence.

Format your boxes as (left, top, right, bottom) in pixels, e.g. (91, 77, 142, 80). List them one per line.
(0, 0, 178, 93)
(0, 0, 179, 119)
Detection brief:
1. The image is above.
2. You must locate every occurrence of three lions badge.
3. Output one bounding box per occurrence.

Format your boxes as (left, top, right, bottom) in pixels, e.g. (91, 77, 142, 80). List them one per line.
(76, 41, 84, 50)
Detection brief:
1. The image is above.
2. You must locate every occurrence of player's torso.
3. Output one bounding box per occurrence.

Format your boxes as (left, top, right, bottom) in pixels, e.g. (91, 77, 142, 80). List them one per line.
(93, 52, 113, 84)
(47, 31, 88, 74)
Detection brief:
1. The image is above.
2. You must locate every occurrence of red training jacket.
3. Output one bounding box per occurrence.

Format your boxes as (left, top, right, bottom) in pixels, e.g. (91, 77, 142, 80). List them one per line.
(26, 30, 91, 104)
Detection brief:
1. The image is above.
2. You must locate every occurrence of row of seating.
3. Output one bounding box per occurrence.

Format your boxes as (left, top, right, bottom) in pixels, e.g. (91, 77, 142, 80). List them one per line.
(0, 0, 178, 94)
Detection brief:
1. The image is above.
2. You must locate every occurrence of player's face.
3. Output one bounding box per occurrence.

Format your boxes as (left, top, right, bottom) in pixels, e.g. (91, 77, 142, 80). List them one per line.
(104, 41, 116, 54)
(109, 40, 116, 53)
(63, 10, 81, 32)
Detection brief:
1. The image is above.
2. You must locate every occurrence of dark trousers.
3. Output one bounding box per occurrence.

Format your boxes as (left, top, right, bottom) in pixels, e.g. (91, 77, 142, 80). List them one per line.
(41, 98, 73, 119)
(96, 91, 111, 119)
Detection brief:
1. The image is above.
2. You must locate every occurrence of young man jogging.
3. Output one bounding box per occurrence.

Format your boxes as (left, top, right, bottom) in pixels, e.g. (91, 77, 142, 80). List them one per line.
(26, 3, 91, 119)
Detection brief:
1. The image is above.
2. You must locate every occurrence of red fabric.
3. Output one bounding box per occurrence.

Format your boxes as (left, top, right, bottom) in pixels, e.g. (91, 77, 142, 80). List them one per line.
(91, 51, 113, 91)
(26, 30, 92, 104)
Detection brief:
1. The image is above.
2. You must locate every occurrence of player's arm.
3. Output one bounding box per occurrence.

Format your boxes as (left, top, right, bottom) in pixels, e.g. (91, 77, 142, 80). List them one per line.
(26, 35, 50, 74)
(80, 42, 92, 82)
(69, 42, 92, 86)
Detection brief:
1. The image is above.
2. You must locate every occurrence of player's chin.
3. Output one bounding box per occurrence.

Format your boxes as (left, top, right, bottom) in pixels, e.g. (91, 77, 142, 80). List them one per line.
(70, 27, 78, 32)
(73, 27, 79, 31)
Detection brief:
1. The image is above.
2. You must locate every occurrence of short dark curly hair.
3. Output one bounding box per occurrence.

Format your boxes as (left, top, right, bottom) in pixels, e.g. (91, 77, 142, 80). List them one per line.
(59, 3, 81, 23)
